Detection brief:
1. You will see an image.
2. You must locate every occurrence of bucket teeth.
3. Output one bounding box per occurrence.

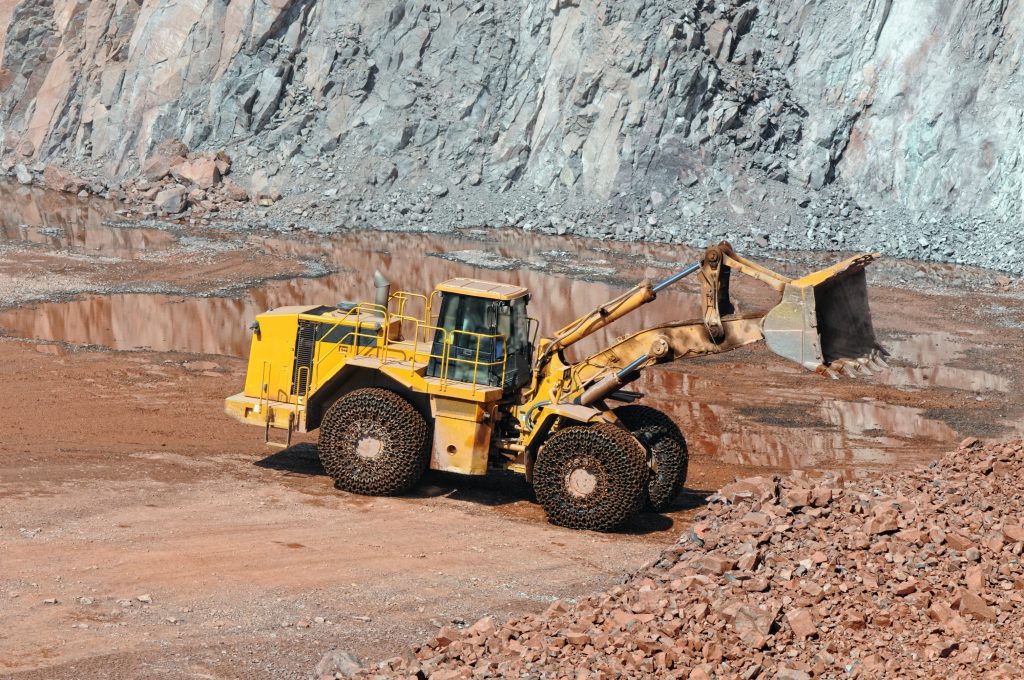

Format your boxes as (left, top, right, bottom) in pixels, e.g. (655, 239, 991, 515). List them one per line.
(867, 356, 887, 372)
(841, 362, 859, 378)
(823, 356, 885, 379)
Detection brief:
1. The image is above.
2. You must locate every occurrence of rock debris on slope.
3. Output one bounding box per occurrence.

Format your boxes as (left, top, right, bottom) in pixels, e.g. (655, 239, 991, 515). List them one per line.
(333, 439, 1024, 679)
(0, 1, 1021, 272)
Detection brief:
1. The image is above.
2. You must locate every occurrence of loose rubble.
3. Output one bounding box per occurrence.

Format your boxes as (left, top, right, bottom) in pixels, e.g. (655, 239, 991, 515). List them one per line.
(123, 139, 250, 216)
(9, 137, 253, 222)
(342, 439, 1024, 679)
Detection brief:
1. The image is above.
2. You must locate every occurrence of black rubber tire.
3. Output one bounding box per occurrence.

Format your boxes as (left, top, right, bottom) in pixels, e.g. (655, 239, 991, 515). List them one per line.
(533, 423, 648, 532)
(318, 388, 429, 496)
(614, 405, 689, 512)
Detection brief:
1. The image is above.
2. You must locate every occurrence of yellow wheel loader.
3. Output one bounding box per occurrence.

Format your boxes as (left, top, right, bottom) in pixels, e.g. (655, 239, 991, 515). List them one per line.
(226, 242, 883, 531)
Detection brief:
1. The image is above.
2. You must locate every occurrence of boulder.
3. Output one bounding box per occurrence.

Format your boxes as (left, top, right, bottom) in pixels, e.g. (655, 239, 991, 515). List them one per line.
(171, 158, 221, 188)
(43, 166, 87, 194)
(249, 168, 276, 195)
(214, 150, 232, 175)
(142, 139, 189, 182)
(154, 186, 188, 213)
(142, 154, 183, 182)
(222, 180, 249, 202)
(14, 163, 32, 185)
(313, 649, 362, 678)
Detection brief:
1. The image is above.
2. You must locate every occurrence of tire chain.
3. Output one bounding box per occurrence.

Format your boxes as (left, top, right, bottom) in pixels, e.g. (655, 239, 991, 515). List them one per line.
(318, 388, 429, 496)
(614, 405, 689, 512)
(533, 423, 648, 532)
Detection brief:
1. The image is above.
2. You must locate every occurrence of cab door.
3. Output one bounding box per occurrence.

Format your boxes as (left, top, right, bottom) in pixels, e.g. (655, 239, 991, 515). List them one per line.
(427, 293, 499, 385)
(426, 292, 532, 392)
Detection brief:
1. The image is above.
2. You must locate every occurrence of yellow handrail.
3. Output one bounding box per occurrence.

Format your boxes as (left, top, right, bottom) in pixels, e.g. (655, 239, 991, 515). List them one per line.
(446, 329, 509, 394)
(291, 292, 511, 397)
(260, 360, 272, 420)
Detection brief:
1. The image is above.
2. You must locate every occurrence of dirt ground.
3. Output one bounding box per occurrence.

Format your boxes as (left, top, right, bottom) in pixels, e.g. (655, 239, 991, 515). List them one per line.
(0, 339, 722, 679)
(1, 185, 1022, 678)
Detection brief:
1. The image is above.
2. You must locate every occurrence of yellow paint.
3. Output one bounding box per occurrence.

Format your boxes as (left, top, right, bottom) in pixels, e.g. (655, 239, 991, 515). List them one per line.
(429, 397, 492, 474)
(790, 252, 880, 287)
(224, 393, 302, 429)
(227, 249, 880, 480)
(434, 278, 529, 300)
(242, 306, 304, 400)
(542, 283, 654, 356)
(229, 285, 512, 475)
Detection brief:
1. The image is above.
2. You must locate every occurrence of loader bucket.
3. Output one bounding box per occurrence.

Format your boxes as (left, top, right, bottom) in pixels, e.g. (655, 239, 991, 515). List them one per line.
(762, 253, 882, 375)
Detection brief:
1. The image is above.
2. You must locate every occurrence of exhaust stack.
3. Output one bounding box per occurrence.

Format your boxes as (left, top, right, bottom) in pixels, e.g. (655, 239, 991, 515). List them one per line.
(373, 270, 391, 311)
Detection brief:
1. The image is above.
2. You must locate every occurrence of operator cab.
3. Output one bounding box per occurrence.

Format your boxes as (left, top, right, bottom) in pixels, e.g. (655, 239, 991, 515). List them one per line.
(427, 278, 532, 393)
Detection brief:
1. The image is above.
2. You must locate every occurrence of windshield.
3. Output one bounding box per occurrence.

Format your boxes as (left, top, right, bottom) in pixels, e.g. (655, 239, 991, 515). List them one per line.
(497, 297, 529, 353)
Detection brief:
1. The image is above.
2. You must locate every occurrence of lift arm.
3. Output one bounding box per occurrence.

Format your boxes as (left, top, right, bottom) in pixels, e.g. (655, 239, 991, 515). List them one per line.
(535, 240, 792, 364)
(528, 243, 884, 408)
(568, 314, 767, 405)
(535, 263, 701, 366)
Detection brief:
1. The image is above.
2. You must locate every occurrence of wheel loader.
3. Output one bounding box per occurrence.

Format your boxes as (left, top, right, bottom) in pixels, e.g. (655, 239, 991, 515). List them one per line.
(225, 242, 883, 531)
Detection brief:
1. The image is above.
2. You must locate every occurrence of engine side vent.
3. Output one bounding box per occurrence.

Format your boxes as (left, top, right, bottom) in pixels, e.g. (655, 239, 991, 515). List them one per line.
(292, 320, 317, 395)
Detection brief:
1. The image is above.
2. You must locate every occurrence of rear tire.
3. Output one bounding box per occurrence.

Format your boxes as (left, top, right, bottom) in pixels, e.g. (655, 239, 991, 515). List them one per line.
(614, 405, 689, 512)
(318, 388, 429, 496)
(533, 423, 647, 532)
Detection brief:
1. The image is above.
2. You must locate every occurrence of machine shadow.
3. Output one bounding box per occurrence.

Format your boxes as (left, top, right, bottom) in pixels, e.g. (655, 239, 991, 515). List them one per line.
(254, 443, 324, 476)
(412, 469, 534, 507)
(254, 445, 711, 535)
(620, 488, 712, 535)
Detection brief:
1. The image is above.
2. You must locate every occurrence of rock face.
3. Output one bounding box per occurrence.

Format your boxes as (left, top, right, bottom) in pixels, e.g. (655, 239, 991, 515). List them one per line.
(0, 1, 1021, 268)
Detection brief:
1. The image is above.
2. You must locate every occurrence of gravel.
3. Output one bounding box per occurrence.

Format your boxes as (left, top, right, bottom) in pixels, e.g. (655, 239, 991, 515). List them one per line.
(340, 438, 1024, 678)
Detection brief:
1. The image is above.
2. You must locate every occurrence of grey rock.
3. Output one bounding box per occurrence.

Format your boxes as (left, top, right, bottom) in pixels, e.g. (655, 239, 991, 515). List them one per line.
(0, 0, 1020, 272)
(14, 164, 31, 185)
(154, 187, 188, 214)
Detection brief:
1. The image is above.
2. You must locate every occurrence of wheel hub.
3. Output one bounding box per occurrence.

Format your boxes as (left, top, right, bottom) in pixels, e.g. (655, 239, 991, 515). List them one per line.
(355, 436, 384, 460)
(566, 467, 598, 498)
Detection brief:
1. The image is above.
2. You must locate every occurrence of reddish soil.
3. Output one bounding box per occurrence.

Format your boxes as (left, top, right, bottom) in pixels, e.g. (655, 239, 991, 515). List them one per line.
(0, 339, 721, 679)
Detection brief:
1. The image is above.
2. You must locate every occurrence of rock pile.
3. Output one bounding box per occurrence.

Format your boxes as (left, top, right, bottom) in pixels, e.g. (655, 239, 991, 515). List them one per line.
(5, 139, 254, 220)
(117, 139, 251, 216)
(341, 439, 1024, 679)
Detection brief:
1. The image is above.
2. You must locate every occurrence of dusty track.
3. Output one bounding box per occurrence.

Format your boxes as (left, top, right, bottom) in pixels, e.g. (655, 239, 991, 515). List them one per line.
(0, 340, 721, 679)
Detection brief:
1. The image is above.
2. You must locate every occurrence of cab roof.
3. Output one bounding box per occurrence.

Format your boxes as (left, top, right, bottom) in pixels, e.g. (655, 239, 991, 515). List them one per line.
(435, 277, 529, 301)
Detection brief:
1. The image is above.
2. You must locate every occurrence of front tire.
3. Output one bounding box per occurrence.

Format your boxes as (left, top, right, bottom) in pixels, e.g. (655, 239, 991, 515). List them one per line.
(318, 388, 429, 496)
(533, 423, 648, 531)
(614, 405, 689, 512)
